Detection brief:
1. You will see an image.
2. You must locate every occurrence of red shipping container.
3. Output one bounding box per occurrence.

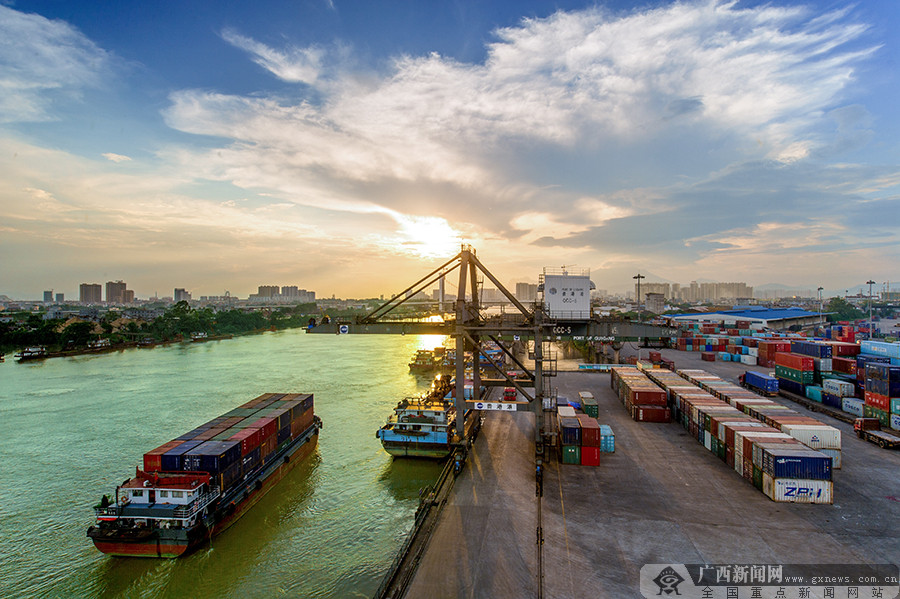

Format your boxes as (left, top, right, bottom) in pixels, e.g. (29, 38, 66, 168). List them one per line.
(259, 435, 277, 461)
(581, 445, 601, 466)
(701, 352, 716, 362)
(633, 405, 670, 422)
(774, 352, 814, 371)
(827, 342, 860, 357)
(832, 357, 857, 375)
(864, 391, 890, 412)
(630, 389, 667, 406)
(229, 428, 261, 455)
(577, 416, 602, 446)
(249, 416, 277, 440)
(143, 440, 183, 472)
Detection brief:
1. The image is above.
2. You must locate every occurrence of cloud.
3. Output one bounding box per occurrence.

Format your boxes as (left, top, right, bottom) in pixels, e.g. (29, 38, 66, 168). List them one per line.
(1, 2, 894, 296)
(102, 153, 132, 163)
(0, 5, 111, 122)
(220, 28, 322, 84)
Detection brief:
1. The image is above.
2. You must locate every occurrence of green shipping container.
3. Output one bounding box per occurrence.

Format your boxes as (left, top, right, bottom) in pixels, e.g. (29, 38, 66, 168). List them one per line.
(752, 465, 763, 490)
(583, 404, 599, 418)
(864, 405, 891, 428)
(560, 445, 581, 465)
(775, 365, 815, 385)
(891, 397, 900, 416)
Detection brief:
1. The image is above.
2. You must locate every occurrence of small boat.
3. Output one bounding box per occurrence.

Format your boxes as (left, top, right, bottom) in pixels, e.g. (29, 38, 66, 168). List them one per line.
(190, 332, 209, 342)
(15, 347, 48, 362)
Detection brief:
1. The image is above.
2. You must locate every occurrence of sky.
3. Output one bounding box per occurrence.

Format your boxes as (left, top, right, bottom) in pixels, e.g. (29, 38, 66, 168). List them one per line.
(1, 0, 899, 300)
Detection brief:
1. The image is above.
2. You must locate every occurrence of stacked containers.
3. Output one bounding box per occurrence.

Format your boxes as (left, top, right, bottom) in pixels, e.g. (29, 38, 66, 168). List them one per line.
(579, 391, 599, 418)
(865, 363, 900, 429)
(645, 369, 833, 503)
(141, 393, 316, 493)
(678, 369, 842, 469)
(610, 367, 670, 422)
(556, 406, 614, 465)
(774, 352, 814, 395)
(558, 416, 581, 464)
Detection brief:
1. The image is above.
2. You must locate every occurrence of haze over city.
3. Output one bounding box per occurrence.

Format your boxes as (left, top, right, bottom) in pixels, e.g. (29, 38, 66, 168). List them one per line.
(2, 0, 899, 300)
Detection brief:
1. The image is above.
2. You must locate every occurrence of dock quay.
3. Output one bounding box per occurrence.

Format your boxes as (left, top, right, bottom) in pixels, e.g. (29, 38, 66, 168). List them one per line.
(390, 349, 900, 599)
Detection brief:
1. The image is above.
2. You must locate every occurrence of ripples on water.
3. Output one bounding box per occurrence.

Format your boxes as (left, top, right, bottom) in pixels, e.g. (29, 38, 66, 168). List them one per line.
(0, 331, 444, 598)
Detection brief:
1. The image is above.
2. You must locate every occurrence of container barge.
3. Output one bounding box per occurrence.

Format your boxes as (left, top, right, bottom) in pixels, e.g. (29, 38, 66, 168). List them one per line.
(377, 375, 480, 458)
(87, 392, 321, 558)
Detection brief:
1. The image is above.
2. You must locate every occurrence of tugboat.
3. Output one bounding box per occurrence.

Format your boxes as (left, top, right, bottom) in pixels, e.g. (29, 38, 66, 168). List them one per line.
(87, 393, 321, 558)
(376, 375, 481, 458)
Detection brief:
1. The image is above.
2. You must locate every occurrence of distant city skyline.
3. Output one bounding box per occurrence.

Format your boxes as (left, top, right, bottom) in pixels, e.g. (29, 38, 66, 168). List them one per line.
(1, 1, 898, 299)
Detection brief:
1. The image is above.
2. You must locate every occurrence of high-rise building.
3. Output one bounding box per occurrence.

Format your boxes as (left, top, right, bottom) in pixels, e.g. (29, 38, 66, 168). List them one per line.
(43, 290, 53, 303)
(55, 293, 64, 303)
(257, 285, 279, 298)
(281, 286, 299, 297)
(123, 290, 135, 303)
(80, 283, 102, 304)
(515, 282, 538, 302)
(174, 288, 192, 302)
(635, 282, 671, 301)
(106, 280, 127, 304)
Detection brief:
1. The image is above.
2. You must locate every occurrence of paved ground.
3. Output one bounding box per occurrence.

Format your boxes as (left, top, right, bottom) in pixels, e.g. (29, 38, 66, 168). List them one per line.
(404, 347, 900, 599)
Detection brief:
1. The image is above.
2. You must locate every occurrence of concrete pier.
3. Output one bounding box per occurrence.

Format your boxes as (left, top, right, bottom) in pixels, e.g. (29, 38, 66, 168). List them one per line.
(402, 349, 900, 598)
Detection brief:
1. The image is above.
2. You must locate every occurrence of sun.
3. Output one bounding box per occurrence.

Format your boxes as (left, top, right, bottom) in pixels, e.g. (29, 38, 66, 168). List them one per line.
(396, 215, 462, 259)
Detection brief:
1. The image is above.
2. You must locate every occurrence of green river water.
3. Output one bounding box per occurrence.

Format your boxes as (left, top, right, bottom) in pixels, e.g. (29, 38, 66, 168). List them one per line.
(0, 330, 446, 598)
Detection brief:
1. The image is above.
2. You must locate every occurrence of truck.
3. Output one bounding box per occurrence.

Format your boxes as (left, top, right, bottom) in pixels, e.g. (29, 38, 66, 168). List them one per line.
(854, 418, 900, 449)
(739, 370, 779, 396)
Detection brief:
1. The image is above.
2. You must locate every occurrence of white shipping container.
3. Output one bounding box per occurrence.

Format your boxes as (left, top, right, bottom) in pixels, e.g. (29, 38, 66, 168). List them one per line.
(823, 379, 855, 397)
(748, 347, 758, 357)
(740, 354, 757, 365)
(543, 396, 557, 411)
(557, 405, 576, 418)
(819, 448, 842, 469)
(778, 424, 841, 450)
(816, 358, 833, 372)
(704, 431, 712, 450)
(762, 474, 833, 504)
(842, 397, 864, 417)
(891, 413, 900, 432)
(578, 391, 594, 401)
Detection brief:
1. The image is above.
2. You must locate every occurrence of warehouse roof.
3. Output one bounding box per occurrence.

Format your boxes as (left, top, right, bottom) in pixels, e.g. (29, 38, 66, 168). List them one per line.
(670, 307, 824, 324)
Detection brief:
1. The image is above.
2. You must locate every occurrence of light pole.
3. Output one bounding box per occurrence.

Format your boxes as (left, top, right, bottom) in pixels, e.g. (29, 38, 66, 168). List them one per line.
(866, 280, 875, 339)
(817, 287, 824, 331)
(633, 273, 645, 322)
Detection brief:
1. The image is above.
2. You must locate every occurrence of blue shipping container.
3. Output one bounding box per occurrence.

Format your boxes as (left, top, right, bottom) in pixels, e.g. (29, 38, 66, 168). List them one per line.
(745, 371, 779, 394)
(762, 448, 832, 480)
(777, 377, 804, 396)
(185, 440, 241, 473)
(559, 417, 582, 446)
(821, 392, 843, 409)
(161, 439, 204, 471)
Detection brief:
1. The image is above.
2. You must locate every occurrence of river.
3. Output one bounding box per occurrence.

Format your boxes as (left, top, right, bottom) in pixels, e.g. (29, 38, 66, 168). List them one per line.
(0, 329, 446, 598)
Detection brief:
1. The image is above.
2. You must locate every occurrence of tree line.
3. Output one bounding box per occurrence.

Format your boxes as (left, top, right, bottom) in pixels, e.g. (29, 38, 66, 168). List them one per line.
(0, 301, 326, 353)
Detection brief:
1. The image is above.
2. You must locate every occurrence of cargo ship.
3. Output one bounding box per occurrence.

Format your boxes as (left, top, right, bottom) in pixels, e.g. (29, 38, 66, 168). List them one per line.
(14, 346, 48, 361)
(376, 376, 481, 458)
(87, 393, 321, 558)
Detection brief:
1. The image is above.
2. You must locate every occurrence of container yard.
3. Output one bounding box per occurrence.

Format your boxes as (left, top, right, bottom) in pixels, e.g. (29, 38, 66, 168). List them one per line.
(401, 346, 900, 598)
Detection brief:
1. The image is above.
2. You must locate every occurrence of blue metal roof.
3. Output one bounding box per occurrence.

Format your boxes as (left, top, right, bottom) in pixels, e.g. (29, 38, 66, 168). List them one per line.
(672, 307, 823, 321)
